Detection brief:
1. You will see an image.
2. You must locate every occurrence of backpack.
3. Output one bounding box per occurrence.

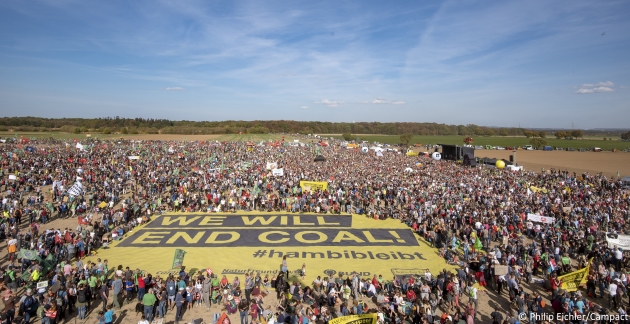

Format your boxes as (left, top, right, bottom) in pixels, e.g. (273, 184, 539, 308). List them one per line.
(5, 270, 14, 284)
(23, 295, 34, 309)
(78, 289, 87, 303)
(57, 290, 66, 306)
(167, 282, 176, 296)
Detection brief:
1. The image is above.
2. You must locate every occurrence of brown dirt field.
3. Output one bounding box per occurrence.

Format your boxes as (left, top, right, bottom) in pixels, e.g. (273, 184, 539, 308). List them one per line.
(474, 150, 630, 178)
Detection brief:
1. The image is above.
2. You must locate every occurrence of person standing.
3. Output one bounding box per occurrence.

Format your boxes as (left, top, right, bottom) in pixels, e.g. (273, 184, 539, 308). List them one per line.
(615, 247, 623, 271)
(239, 299, 250, 324)
(2, 290, 15, 323)
(175, 288, 184, 324)
(76, 284, 89, 320)
(112, 275, 123, 309)
(609, 279, 619, 309)
(157, 287, 167, 319)
(281, 256, 289, 278)
(142, 288, 157, 322)
(99, 280, 109, 313)
(202, 276, 212, 310)
(166, 276, 176, 310)
(245, 273, 254, 304)
(275, 273, 286, 299)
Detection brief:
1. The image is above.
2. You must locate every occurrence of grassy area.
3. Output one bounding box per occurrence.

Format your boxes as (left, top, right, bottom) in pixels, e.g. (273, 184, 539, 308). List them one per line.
(213, 134, 289, 142)
(0, 132, 121, 140)
(0, 132, 292, 142)
(331, 135, 630, 151)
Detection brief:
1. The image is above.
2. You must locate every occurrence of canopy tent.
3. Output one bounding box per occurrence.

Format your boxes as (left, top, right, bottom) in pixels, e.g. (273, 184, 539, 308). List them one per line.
(314, 155, 326, 162)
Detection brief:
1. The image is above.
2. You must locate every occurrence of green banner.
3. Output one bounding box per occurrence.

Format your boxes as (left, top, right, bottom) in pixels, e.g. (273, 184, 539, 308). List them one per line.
(172, 249, 187, 269)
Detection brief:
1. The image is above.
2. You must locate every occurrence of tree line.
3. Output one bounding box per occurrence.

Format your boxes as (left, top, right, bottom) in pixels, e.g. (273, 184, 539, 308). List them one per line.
(0, 116, 622, 137)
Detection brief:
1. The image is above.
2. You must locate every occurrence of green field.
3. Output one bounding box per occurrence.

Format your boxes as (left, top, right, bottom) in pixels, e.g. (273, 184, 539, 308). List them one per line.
(212, 134, 288, 142)
(331, 135, 630, 151)
(0, 132, 290, 142)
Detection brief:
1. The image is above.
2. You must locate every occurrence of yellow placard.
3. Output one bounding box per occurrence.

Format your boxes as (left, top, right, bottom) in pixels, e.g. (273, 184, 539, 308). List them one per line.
(330, 314, 377, 324)
(558, 258, 592, 292)
(99, 202, 107, 208)
(530, 186, 548, 193)
(85, 212, 455, 283)
(299, 181, 328, 191)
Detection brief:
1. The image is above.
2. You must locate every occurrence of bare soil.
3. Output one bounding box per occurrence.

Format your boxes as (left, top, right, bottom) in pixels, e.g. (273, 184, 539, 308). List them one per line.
(475, 150, 630, 177)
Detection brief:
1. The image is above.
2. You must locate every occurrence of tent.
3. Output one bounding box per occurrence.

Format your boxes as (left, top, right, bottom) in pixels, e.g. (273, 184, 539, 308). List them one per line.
(314, 155, 326, 162)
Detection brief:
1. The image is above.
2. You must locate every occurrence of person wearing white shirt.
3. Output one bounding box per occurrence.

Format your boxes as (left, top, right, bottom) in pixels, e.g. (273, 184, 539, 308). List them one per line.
(609, 280, 618, 308)
(367, 283, 376, 297)
(614, 247, 623, 271)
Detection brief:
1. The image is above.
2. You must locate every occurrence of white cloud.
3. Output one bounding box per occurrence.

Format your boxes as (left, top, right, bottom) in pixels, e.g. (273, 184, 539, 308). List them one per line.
(371, 98, 405, 105)
(165, 87, 185, 91)
(300, 106, 309, 109)
(575, 81, 615, 94)
(581, 81, 614, 88)
(314, 99, 343, 107)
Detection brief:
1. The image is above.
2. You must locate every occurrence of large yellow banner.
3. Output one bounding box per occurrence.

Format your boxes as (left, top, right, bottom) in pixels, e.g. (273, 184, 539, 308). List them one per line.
(558, 259, 592, 292)
(86, 213, 454, 283)
(299, 181, 328, 191)
(330, 314, 377, 324)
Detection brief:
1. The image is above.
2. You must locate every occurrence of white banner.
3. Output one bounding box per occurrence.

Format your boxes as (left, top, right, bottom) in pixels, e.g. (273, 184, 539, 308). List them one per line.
(266, 162, 278, 170)
(8, 174, 16, 180)
(127, 156, 140, 160)
(67, 181, 84, 197)
(606, 233, 630, 251)
(76, 143, 84, 150)
(527, 213, 555, 224)
(272, 168, 284, 176)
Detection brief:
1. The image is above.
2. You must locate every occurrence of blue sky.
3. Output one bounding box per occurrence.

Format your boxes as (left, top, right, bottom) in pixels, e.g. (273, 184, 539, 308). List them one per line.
(1, 0, 629, 128)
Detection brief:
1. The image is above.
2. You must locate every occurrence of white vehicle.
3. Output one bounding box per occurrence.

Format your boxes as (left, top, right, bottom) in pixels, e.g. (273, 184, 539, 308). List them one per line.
(495, 146, 505, 150)
(523, 145, 533, 150)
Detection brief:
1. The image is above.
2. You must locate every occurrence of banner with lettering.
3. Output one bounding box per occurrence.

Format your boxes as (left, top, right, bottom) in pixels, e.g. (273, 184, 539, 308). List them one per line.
(299, 180, 328, 191)
(172, 249, 187, 269)
(329, 314, 377, 324)
(87, 213, 455, 283)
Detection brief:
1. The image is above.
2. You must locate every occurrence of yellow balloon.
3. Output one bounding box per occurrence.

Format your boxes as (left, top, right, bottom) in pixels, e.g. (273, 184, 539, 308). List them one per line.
(495, 160, 505, 169)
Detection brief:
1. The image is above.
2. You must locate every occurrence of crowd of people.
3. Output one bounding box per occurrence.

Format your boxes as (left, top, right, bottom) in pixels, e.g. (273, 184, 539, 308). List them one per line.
(0, 136, 629, 324)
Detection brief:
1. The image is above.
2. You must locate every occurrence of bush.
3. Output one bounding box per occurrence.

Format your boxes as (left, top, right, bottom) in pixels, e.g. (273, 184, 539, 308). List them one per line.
(342, 133, 356, 141)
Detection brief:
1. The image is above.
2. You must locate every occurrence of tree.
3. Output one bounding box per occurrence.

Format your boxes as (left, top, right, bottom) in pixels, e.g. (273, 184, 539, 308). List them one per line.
(399, 133, 413, 146)
(523, 130, 535, 138)
(554, 131, 566, 139)
(621, 131, 630, 141)
(538, 131, 546, 138)
(121, 127, 129, 134)
(499, 129, 508, 136)
(102, 128, 111, 134)
(342, 133, 356, 141)
(570, 130, 583, 138)
(530, 137, 547, 149)
(485, 129, 495, 136)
